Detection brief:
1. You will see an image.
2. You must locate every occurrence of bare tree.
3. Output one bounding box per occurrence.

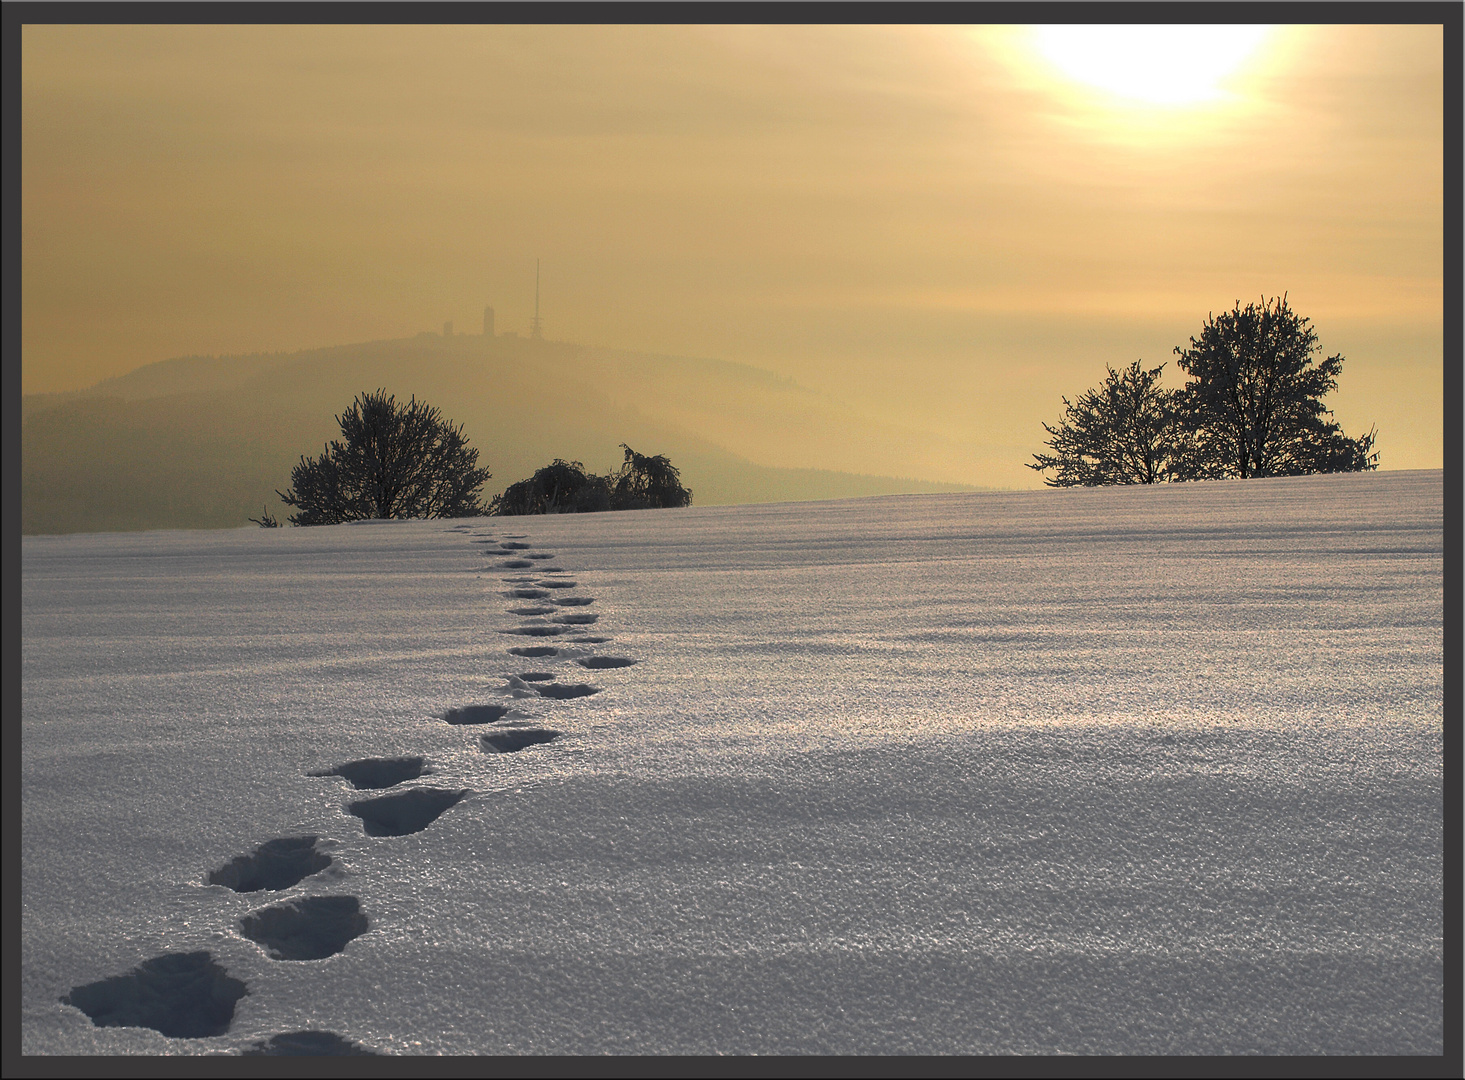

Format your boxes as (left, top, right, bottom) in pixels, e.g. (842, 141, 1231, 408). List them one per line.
(1171, 296, 1378, 479)
(610, 444, 692, 509)
(1031, 297, 1380, 486)
(1030, 361, 1178, 486)
(276, 390, 491, 525)
(488, 460, 612, 515)
(490, 444, 692, 515)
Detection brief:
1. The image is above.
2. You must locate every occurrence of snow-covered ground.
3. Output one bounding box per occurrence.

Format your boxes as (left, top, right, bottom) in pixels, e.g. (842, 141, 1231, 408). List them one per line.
(22, 470, 1443, 1055)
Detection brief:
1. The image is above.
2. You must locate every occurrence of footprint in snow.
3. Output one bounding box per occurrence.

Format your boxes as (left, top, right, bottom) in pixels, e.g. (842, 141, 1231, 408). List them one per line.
(509, 645, 558, 658)
(553, 612, 598, 625)
(523, 552, 557, 560)
(576, 656, 637, 669)
(441, 704, 512, 725)
(61, 952, 248, 1039)
(499, 541, 532, 549)
(499, 560, 534, 569)
(240, 895, 369, 961)
(209, 837, 333, 892)
(509, 605, 556, 616)
(308, 757, 427, 790)
(553, 596, 594, 607)
(536, 579, 577, 589)
(243, 1031, 380, 1056)
(480, 729, 561, 753)
(347, 788, 470, 837)
(534, 682, 599, 700)
(506, 588, 551, 599)
(501, 625, 568, 637)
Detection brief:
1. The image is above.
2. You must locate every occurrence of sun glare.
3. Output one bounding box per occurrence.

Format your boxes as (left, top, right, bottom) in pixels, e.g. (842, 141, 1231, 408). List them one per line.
(1030, 25, 1273, 107)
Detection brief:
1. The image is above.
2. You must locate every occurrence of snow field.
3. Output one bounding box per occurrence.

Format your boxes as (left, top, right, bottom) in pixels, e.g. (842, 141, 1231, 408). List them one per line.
(21, 470, 1443, 1054)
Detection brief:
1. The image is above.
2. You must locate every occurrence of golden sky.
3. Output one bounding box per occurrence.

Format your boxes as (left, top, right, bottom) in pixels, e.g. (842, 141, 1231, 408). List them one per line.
(22, 23, 1445, 487)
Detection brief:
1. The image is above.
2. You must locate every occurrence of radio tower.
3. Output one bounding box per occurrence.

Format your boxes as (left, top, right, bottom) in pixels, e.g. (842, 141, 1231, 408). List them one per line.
(530, 258, 544, 340)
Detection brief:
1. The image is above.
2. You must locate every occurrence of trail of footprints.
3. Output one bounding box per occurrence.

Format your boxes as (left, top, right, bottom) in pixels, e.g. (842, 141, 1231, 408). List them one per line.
(62, 526, 642, 1055)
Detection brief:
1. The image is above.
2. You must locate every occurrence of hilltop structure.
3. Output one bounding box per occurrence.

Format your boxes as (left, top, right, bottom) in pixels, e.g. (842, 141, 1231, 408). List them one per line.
(430, 264, 538, 341)
(530, 258, 544, 340)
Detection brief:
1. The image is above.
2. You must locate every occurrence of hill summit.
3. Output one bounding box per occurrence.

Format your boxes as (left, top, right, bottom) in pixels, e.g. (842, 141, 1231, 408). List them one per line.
(23, 331, 982, 534)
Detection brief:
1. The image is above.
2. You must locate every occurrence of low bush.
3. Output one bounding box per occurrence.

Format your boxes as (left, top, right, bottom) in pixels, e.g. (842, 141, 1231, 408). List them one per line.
(489, 444, 691, 515)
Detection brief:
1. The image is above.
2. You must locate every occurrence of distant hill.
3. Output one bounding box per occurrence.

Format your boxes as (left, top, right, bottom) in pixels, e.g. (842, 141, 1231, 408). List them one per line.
(22, 332, 986, 535)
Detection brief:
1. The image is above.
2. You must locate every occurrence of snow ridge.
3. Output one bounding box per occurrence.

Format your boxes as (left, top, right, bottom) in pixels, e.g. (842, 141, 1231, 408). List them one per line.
(28, 473, 1443, 1055)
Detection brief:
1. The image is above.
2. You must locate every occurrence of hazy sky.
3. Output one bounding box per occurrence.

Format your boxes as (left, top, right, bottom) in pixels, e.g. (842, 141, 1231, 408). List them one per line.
(22, 23, 1444, 486)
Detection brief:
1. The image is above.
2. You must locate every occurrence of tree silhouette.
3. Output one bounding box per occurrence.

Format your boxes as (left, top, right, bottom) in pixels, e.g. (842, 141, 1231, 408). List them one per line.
(489, 444, 692, 515)
(1031, 297, 1379, 486)
(1171, 295, 1378, 479)
(610, 444, 693, 509)
(1029, 361, 1178, 487)
(277, 390, 491, 525)
(488, 459, 611, 516)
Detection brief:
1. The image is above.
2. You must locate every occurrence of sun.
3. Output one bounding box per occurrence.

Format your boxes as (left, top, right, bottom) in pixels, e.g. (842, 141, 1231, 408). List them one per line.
(1029, 25, 1273, 107)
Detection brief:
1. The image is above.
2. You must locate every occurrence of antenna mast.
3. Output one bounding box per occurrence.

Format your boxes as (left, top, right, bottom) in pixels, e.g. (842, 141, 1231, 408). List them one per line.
(530, 258, 543, 340)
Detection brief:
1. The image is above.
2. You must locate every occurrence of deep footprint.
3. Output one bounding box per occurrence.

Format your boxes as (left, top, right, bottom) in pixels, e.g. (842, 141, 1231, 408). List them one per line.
(62, 952, 248, 1039)
(308, 757, 426, 790)
(209, 837, 332, 893)
(577, 656, 638, 669)
(509, 645, 558, 658)
(535, 683, 599, 700)
(501, 625, 568, 637)
(441, 704, 510, 725)
(499, 541, 532, 549)
(524, 552, 556, 560)
(507, 588, 550, 599)
(569, 636, 612, 644)
(480, 729, 561, 753)
(499, 560, 534, 569)
(240, 895, 369, 961)
(553, 612, 598, 625)
(348, 788, 469, 836)
(243, 1031, 380, 1056)
(554, 596, 595, 607)
(537, 579, 577, 589)
(515, 672, 556, 682)
(509, 605, 556, 616)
